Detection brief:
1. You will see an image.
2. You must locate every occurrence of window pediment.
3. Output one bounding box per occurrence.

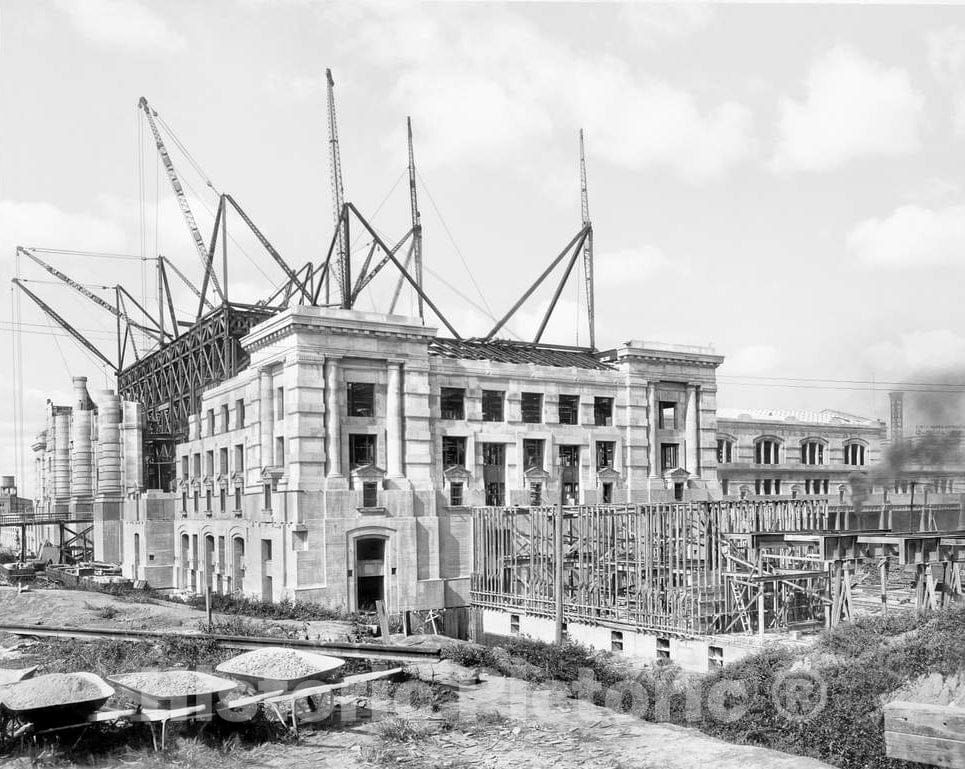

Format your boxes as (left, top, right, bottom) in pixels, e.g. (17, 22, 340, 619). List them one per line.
(663, 466, 691, 481)
(523, 465, 550, 481)
(351, 463, 386, 480)
(444, 465, 472, 482)
(596, 467, 621, 482)
(260, 466, 284, 484)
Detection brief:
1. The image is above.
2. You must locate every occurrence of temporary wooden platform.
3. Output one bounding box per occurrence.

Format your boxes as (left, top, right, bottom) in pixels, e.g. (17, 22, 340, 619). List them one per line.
(885, 700, 965, 768)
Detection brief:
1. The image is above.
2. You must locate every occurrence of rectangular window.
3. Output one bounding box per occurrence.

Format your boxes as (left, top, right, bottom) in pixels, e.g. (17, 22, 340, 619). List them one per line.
(234, 486, 242, 511)
(522, 438, 544, 470)
(205, 450, 214, 476)
(234, 444, 244, 473)
(349, 434, 377, 468)
(611, 630, 624, 652)
(205, 489, 212, 512)
(594, 396, 614, 427)
(485, 482, 504, 506)
(709, 645, 724, 669)
(755, 440, 780, 465)
(596, 441, 615, 469)
(721, 479, 729, 496)
(529, 482, 542, 506)
(181, 456, 189, 480)
(482, 390, 504, 422)
(219, 488, 226, 513)
(559, 445, 580, 468)
(558, 394, 579, 425)
(602, 482, 613, 503)
(347, 382, 375, 417)
(193, 453, 201, 477)
(440, 387, 465, 420)
(845, 444, 866, 466)
(717, 440, 733, 464)
(510, 614, 520, 635)
(660, 443, 679, 471)
(219, 447, 228, 475)
(442, 436, 467, 468)
(449, 481, 464, 507)
(193, 490, 199, 513)
(263, 483, 272, 510)
(275, 436, 285, 467)
(221, 404, 230, 433)
(362, 481, 378, 508)
(657, 637, 671, 659)
(659, 402, 677, 430)
(801, 442, 824, 465)
(207, 408, 215, 436)
(521, 392, 542, 423)
(276, 387, 285, 418)
(235, 398, 245, 428)
(182, 491, 188, 513)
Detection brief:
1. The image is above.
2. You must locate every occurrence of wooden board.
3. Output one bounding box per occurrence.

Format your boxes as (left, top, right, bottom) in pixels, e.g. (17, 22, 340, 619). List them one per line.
(885, 700, 965, 768)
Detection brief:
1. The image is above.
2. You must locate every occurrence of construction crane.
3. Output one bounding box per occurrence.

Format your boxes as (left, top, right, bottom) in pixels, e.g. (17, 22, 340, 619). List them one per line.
(405, 116, 424, 320)
(579, 129, 595, 349)
(17, 246, 165, 341)
(138, 96, 225, 303)
(326, 69, 348, 307)
(158, 254, 214, 312)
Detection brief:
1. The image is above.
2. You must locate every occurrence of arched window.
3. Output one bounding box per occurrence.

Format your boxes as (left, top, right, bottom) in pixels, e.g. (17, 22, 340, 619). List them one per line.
(800, 439, 825, 466)
(716, 438, 735, 464)
(843, 442, 866, 466)
(754, 438, 781, 465)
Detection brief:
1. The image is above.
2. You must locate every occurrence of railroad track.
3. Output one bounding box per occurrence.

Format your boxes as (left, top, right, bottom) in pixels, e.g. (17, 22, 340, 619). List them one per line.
(0, 624, 442, 663)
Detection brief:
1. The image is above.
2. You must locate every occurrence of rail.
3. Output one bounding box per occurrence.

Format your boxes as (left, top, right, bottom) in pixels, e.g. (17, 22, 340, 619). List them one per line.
(0, 624, 442, 663)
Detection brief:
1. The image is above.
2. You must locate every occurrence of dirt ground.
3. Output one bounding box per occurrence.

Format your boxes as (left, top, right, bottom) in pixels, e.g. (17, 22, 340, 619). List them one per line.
(0, 586, 354, 640)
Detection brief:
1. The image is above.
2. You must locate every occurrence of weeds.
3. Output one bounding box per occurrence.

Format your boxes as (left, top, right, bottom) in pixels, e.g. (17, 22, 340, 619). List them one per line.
(377, 717, 432, 742)
(82, 601, 120, 620)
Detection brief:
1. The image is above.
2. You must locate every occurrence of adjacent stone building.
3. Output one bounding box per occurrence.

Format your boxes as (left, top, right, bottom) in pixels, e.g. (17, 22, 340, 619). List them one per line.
(715, 408, 887, 499)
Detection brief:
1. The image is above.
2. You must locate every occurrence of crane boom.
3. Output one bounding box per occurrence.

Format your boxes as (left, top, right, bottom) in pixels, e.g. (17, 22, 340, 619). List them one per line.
(407, 117, 424, 321)
(12, 278, 116, 371)
(326, 69, 348, 306)
(17, 246, 162, 339)
(138, 96, 224, 302)
(158, 255, 214, 311)
(579, 129, 595, 349)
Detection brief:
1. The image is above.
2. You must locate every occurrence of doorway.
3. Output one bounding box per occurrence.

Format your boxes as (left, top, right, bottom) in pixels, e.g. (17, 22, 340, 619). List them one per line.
(355, 537, 386, 611)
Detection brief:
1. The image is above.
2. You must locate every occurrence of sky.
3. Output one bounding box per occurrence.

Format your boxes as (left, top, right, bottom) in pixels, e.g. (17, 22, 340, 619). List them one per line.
(3, 0, 965, 494)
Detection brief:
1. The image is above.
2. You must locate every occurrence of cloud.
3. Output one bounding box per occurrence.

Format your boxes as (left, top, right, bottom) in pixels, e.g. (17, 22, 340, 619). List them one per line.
(928, 26, 965, 135)
(0, 200, 128, 274)
(866, 329, 965, 375)
(847, 203, 965, 268)
(619, 4, 714, 45)
(53, 0, 185, 54)
(596, 246, 681, 286)
(772, 46, 923, 173)
(722, 344, 781, 375)
(336, 9, 755, 184)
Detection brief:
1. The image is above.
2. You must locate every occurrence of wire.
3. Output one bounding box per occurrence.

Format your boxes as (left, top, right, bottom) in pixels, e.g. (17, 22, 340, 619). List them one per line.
(718, 373, 965, 388)
(30, 248, 144, 261)
(416, 168, 495, 318)
(719, 381, 965, 394)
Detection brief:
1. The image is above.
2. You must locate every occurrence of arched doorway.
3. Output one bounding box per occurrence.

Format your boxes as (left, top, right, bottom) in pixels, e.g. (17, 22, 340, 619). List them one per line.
(231, 537, 245, 595)
(355, 537, 386, 611)
(180, 534, 190, 589)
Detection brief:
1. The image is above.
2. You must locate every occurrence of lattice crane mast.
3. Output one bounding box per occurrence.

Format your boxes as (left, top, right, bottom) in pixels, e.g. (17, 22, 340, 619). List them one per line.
(579, 129, 595, 349)
(138, 96, 225, 303)
(407, 116, 424, 320)
(326, 68, 349, 307)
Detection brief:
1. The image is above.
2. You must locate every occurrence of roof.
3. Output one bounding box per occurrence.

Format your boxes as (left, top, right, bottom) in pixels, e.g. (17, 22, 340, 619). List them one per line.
(716, 407, 881, 427)
(428, 338, 613, 370)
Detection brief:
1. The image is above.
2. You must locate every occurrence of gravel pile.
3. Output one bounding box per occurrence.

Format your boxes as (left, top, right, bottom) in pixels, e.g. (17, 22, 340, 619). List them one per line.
(219, 648, 338, 680)
(2, 674, 104, 710)
(113, 671, 230, 698)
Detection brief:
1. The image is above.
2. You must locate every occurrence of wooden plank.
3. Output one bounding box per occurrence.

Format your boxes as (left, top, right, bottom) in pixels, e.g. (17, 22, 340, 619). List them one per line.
(885, 701, 965, 741)
(885, 731, 965, 768)
(375, 599, 391, 643)
(264, 667, 403, 705)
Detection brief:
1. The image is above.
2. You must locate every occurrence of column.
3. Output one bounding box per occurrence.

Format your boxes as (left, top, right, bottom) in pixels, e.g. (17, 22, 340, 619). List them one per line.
(53, 411, 71, 507)
(325, 357, 342, 478)
(647, 382, 658, 479)
(259, 367, 274, 468)
(685, 383, 699, 475)
(386, 361, 403, 478)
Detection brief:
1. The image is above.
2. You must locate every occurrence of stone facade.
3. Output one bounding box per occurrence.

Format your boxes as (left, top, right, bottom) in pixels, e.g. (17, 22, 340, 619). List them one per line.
(715, 408, 888, 499)
(161, 308, 724, 613)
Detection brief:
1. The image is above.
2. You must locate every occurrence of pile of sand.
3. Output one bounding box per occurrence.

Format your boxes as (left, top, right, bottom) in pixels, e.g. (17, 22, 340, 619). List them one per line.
(113, 671, 230, 698)
(218, 648, 342, 680)
(1, 673, 103, 710)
